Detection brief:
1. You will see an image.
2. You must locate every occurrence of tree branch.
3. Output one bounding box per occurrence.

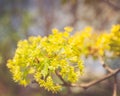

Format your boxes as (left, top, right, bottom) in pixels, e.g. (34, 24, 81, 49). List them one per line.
(31, 60, 120, 96)
(99, 56, 113, 73)
(55, 70, 69, 85)
(113, 75, 117, 96)
(61, 68, 120, 90)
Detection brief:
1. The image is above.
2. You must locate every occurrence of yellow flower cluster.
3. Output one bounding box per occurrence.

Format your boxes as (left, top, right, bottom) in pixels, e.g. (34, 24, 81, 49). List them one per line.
(109, 25, 120, 56)
(86, 32, 110, 57)
(7, 26, 84, 93)
(7, 25, 120, 92)
(71, 25, 120, 58)
(69, 26, 93, 56)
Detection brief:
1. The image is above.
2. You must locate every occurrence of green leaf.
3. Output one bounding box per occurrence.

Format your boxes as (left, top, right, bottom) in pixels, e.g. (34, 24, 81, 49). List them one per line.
(41, 59, 49, 78)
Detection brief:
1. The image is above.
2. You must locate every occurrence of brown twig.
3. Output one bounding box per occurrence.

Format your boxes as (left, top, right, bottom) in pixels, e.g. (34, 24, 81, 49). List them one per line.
(55, 70, 69, 85)
(99, 56, 118, 96)
(113, 75, 117, 96)
(61, 68, 120, 90)
(99, 56, 113, 73)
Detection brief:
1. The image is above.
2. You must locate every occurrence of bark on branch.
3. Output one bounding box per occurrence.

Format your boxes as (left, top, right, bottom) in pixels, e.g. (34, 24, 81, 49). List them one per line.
(61, 68, 120, 90)
(113, 75, 117, 96)
(99, 56, 113, 73)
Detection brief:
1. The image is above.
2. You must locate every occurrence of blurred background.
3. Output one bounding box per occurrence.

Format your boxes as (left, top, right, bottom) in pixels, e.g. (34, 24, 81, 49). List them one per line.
(0, 0, 120, 96)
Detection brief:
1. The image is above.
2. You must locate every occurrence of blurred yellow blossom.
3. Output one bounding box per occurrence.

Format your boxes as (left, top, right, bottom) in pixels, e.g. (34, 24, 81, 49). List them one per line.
(7, 25, 120, 92)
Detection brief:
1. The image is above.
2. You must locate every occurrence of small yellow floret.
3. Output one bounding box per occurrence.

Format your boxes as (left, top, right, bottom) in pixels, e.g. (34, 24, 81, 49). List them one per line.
(64, 26, 73, 32)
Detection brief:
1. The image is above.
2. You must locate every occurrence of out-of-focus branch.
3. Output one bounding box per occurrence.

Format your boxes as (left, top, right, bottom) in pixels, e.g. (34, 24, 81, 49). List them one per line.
(98, 56, 118, 96)
(70, 0, 78, 27)
(101, 0, 120, 11)
(113, 75, 117, 96)
(61, 68, 120, 90)
(99, 56, 113, 73)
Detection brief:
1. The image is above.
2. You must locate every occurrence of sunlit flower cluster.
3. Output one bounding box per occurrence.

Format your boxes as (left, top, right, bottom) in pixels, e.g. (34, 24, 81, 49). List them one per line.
(7, 25, 120, 92)
(7, 27, 84, 93)
(109, 25, 120, 56)
(71, 25, 120, 58)
(69, 26, 93, 56)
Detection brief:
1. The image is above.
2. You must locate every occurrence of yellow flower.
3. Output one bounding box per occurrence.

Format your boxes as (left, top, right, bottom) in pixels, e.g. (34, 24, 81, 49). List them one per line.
(52, 28, 59, 34)
(19, 79, 28, 86)
(28, 67, 35, 74)
(111, 25, 120, 33)
(64, 26, 73, 32)
(34, 72, 41, 82)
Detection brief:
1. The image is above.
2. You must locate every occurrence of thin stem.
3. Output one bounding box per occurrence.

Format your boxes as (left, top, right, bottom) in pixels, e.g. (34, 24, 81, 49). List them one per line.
(55, 70, 68, 85)
(113, 75, 117, 96)
(61, 68, 120, 90)
(99, 56, 113, 73)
